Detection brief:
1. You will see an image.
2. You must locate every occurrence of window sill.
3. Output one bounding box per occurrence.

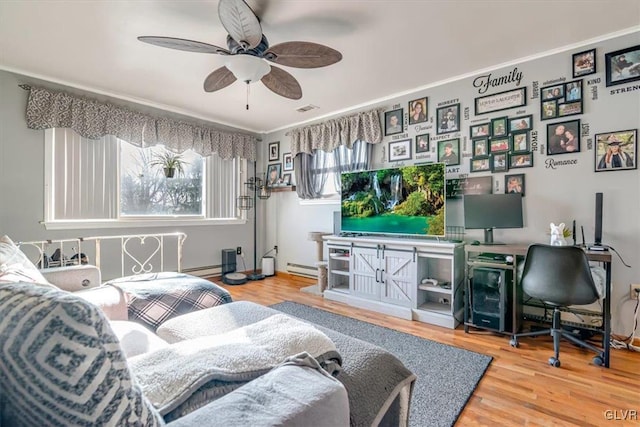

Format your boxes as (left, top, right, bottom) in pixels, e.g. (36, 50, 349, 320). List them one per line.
(299, 197, 340, 206)
(42, 217, 247, 230)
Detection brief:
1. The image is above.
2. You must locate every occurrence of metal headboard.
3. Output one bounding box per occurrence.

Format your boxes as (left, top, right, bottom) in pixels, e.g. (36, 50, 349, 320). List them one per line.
(18, 233, 187, 279)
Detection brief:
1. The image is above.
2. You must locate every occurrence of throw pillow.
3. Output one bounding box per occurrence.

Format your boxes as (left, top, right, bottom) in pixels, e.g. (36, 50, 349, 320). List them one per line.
(0, 235, 50, 286)
(0, 282, 164, 427)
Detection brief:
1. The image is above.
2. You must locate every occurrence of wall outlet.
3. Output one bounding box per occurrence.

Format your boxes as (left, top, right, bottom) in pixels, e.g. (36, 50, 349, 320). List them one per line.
(236, 246, 242, 255)
(631, 284, 640, 300)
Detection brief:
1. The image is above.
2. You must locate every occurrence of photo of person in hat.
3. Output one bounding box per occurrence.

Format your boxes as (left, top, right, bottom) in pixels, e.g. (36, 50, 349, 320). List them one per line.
(597, 133, 635, 170)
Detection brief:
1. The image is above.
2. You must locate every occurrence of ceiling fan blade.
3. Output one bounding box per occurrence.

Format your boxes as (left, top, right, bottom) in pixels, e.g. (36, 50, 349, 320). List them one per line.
(261, 66, 302, 100)
(218, 0, 263, 50)
(204, 66, 237, 92)
(265, 41, 342, 68)
(138, 36, 230, 54)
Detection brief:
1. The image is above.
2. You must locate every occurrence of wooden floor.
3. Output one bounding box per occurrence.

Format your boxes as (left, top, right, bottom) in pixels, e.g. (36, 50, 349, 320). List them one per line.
(215, 274, 640, 427)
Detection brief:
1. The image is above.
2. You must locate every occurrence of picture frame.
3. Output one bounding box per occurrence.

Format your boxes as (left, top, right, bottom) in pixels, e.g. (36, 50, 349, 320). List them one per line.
(509, 153, 533, 169)
(408, 97, 428, 125)
(437, 138, 460, 166)
(594, 129, 637, 172)
(266, 163, 282, 187)
(446, 176, 492, 199)
(472, 138, 489, 158)
(511, 131, 530, 153)
(415, 133, 430, 153)
(470, 157, 491, 173)
(573, 48, 596, 78)
(283, 152, 294, 171)
(541, 100, 558, 120)
(505, 173, 525, 196)
(436, 104, 460, 135)
(540, 84, 564, 100)
(268, 141, 280, 161)
(492, 153, 509, 173)
(282, 173, 292, 185)
(385, 108, 404, 136)
(389, 138, 412, 162)
(474, 87, 527, 115)
(491, 116, 508, 137)
(508, 115, 533, 132)
(546, 119, 580, 155)
(489, 137, 510, 153)
(605, 44, 640, 87)
(470, 122, 491, 138)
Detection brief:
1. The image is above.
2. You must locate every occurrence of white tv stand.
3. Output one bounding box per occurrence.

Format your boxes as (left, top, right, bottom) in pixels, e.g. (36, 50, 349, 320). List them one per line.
(323, 235, 465, 329)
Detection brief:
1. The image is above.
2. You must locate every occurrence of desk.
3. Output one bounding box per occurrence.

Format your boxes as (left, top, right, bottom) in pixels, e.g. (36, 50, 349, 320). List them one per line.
(464, 244, 612, 368)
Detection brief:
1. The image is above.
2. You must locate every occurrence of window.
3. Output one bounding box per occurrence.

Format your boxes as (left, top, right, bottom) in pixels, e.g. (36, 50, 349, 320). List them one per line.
(44, 128, 245, 228)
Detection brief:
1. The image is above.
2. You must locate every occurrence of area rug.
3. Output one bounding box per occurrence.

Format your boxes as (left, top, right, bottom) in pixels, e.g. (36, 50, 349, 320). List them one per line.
(270, 301, 492, 427)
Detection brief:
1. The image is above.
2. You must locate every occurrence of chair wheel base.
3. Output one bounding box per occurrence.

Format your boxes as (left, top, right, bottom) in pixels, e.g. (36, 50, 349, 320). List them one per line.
(548, 357, 561, 367)
(509, 338, 519, 348)
(593, 355, 604, 366)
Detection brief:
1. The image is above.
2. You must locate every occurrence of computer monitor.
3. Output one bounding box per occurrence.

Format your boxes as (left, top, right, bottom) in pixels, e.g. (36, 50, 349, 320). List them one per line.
(464, 193, 524, 244)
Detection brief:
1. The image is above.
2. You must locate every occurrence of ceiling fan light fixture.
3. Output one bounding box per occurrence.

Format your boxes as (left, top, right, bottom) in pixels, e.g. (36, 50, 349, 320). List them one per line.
(225, 55, 270, 83)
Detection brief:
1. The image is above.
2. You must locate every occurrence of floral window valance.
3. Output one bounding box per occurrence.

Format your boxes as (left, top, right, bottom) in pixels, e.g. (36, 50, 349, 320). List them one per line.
(24, 86, 257, 161)
(288, 107, 383, 156)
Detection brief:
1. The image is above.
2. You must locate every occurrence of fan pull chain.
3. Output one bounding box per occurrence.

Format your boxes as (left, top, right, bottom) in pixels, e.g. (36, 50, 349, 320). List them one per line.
(245, 80, 250, 110)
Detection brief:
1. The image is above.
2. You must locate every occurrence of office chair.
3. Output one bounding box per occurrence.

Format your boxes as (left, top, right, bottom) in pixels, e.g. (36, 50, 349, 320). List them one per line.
(509, 244, 605, 368)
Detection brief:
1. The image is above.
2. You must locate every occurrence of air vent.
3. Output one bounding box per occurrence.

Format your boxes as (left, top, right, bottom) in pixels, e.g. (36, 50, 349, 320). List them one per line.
(296, 104, 319, 113)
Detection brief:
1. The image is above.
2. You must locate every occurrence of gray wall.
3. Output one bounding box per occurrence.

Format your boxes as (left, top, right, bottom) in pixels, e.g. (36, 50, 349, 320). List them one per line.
(0, 70, 256, 274)
(262, 30, 640, 335)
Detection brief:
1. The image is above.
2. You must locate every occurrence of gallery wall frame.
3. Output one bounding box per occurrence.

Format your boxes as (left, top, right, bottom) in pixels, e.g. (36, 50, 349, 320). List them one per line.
(283, 152, 294, 171)
(385, 108, 404, 136)
(540, 79, 583, 120)
(508, 114, 533, 132)
(470, 157, 491, 173)
(389, 138, 412, 162)
(547, 119, 580, 155)
(472, 138, 489, 157)
(605, 44, 640, 87)
(572, 48, 596, 78)
(436, 104, 460, 135)
(415, 133, 430, 153)
(491, 116, 508, 137)
(511, 131, 530, 153)
(594, 129, 637, 172)
(267, 163, 282, 186)
(268, 141, 280, 161)
(492, 153, 509, 173)
(437, 138, 460, 166)
(509, 152, 534, 169)
(505, 173, 525, 196)
(474, 87, 527, 115)
(408, 97, 428, 125)
(470, 122, 491, 138)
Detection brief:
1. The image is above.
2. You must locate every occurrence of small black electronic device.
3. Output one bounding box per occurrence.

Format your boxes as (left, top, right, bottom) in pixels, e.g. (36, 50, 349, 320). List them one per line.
(471, 267, 514, 332)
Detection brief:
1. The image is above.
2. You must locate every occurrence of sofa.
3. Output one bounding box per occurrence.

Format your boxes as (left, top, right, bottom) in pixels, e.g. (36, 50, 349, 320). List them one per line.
(0, 235, 416, 426)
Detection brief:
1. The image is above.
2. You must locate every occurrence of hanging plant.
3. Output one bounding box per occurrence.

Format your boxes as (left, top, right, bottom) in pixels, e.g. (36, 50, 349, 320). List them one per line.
(150, 151, 188, 178)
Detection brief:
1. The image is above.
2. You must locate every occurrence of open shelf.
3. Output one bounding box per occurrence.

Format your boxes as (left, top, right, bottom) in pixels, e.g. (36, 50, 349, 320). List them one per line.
(270, 185, 296, 193)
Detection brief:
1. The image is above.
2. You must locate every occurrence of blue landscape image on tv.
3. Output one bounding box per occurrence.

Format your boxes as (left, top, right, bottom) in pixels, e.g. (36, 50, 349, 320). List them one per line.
(341, 163, 446, 236)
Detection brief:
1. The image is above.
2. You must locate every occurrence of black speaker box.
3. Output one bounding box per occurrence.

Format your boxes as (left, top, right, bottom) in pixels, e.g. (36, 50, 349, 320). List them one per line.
(471, 267, 513, 332)
(222, 249, 236, 274)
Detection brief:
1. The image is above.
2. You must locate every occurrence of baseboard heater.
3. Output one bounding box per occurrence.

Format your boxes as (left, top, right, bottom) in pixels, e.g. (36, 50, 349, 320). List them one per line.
(183, 265, 222, 278)
(286, 263, 318, 278)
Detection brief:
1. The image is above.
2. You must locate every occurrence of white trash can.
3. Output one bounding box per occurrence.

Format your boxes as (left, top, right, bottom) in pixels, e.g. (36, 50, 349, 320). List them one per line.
(262, 256, 275, 276)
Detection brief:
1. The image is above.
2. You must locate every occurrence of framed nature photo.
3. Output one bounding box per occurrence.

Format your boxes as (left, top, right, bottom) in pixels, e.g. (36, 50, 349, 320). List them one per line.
(605, 44, 640, 87)
(511, 131, 529, 152)
(491, 116, 508, 137)
(573, 48, 596, 78)
(385, 108, 404, 136)
(594, 129, 637, 172)
(415, 133, 430, 153)
(489, 137, 510, 153)
(268, 141, 280, 161)
(470, 123, 491, 138)
(509, 152, 533, 169)
(505, 173, 525, 196)
(436, 104, 460, 135)
(547, 119, 580, 155)
(389, 139, 412, 162)
(283, 152, 293, 171)
(472, 138, 489, 157)
(408, 97, 428, 125)
(266, 163, 282, 186)
(509, 115, 532, 132)
(492, 153, 508, 173)
(470, 157, 491, 173)
(437, 138, 460, 166)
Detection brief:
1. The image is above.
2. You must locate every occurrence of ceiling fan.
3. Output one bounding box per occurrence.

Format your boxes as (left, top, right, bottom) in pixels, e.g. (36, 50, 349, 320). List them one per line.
(138, 0, 342, 104)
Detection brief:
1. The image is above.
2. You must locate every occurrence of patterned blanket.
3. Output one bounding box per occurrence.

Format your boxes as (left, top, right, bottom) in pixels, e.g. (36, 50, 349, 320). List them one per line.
(107, 272, 232, 331)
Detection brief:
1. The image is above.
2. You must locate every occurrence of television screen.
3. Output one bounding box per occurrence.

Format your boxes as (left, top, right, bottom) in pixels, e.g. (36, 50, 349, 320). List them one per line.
(341, 163, 446, 237)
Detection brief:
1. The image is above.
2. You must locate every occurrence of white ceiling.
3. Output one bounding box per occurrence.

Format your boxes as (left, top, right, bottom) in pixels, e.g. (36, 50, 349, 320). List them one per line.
(1, 1, 639, 134)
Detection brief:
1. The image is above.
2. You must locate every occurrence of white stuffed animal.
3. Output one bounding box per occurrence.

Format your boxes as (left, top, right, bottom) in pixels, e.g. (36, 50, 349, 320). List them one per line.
(549, 222, 568, 246)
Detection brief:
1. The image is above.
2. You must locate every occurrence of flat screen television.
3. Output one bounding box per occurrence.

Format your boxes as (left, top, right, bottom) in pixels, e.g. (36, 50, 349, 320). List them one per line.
(341, 163, 446, 237)
(463, 193, 523, 244)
